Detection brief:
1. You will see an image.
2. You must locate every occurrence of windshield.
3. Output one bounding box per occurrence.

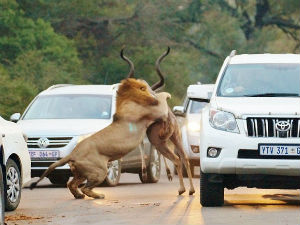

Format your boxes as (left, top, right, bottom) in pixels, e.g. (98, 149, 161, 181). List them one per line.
(23, 94, 112, 119)
(189, 100, 207, 114)
(217, 64, 300, 97)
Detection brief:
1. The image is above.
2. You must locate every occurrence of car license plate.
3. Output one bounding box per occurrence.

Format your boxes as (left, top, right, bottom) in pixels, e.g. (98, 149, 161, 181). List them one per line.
(29, 150, 60, 159)
(259, 144, 300, 156)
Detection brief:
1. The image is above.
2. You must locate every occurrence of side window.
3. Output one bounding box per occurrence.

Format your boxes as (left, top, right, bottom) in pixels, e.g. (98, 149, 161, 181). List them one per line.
(183, 96, 189, 113)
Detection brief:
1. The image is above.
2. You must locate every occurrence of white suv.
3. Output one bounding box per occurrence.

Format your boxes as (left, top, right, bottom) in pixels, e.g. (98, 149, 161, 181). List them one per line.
(199, 51, 300, 206)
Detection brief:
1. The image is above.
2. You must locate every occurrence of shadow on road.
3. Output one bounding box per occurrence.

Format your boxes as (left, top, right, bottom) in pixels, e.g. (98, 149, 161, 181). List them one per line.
(156, 195, 195, 224)
(24, 184, 67, 189)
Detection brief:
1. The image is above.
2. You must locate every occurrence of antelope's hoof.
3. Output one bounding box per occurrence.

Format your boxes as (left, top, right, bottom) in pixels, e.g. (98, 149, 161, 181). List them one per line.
(167, 174, 173, 181)
(74, 194, 85, 199)
(178, 189, 186, 195)
(189, 190, 195, 195)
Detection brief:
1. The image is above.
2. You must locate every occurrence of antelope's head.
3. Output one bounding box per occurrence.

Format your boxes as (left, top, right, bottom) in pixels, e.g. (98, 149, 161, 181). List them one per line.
(116, 48, 158, 109)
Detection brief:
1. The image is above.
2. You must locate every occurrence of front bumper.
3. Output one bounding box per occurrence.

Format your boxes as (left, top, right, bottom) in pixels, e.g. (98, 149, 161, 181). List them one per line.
(200, 111, 300, 176)
(181, 127, 200, 162)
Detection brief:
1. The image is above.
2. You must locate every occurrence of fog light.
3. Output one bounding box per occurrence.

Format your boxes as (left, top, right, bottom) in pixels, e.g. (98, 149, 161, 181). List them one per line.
(207, 147, 220, 158)
(191, 145, 199, 153)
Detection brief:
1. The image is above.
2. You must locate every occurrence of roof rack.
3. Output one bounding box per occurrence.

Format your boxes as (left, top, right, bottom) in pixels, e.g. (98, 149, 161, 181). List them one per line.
(47, 84, 73, 90)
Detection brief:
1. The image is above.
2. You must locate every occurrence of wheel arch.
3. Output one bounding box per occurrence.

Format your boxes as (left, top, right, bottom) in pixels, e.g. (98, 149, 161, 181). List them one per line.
(7, 154, 22, 181)
(0, 145, 5, 176)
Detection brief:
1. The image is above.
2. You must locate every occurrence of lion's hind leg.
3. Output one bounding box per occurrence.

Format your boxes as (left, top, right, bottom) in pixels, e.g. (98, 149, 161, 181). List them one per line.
(68, 162, 86, 199)
(81, 166, 107, 199)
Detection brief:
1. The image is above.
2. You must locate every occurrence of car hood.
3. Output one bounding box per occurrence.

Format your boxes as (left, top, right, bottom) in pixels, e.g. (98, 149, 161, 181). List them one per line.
(213, 97, 300, 117)
(17, 119, 112, 137)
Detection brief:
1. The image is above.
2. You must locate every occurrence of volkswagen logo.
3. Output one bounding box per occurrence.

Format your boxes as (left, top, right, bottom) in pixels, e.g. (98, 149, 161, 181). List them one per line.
(37, 137, 50, 148)
(275, 121, 291, 132)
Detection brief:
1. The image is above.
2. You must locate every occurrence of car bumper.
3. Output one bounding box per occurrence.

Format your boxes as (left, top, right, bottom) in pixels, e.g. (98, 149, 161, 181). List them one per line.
(31, 161, 71, 177)
(200, 112, 300, 176)
(182, 128, 200, 161)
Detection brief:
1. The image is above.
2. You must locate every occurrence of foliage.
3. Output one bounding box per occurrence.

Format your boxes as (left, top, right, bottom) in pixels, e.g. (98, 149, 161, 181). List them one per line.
(0, 0, 85, 118)
(0, 0, 299, 118)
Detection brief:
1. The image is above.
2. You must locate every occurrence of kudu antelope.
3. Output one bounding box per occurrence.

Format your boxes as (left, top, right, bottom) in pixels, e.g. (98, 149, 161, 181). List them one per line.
(121, 48, 195, 195)
(30, 67, 171, 199)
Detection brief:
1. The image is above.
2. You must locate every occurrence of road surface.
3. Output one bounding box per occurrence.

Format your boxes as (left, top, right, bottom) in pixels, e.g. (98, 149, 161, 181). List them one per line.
(5, 173, 300, 225)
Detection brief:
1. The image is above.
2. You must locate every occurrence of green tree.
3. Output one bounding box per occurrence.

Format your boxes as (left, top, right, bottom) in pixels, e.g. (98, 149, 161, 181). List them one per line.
(0, 0, 85, 118)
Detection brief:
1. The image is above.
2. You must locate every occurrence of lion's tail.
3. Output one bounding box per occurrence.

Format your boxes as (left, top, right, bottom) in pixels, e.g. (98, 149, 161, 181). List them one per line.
(30, 155, 72, 190)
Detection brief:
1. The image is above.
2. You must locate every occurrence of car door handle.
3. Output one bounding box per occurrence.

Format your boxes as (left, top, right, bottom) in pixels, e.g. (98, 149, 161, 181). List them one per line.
(2, 134, 5, 138)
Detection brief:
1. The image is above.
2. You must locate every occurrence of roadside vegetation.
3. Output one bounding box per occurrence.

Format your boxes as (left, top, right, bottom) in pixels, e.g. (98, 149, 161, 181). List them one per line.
(0, 0, 299, 118)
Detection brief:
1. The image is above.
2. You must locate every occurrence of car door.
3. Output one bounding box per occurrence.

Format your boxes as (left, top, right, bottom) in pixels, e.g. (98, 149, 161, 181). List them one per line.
(0, 117, 31, 184)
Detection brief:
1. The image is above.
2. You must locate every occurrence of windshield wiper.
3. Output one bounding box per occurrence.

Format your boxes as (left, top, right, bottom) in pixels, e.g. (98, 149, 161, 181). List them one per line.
(244, 93, 300, 97)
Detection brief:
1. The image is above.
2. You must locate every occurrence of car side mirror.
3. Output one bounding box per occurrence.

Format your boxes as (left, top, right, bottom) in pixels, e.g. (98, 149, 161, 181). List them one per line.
(10, 113, 21, 122)
(173, 106, 185, 117)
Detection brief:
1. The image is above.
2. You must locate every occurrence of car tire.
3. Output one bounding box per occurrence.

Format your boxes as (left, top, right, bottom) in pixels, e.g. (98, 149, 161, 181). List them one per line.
(139, 147, 161, 183)
(0, 163, 5, 223)
(103, 160, 121, 187)
(200, 170, 224, 207)
(5, 159, 21, 211)
(49, 175, 70, 186)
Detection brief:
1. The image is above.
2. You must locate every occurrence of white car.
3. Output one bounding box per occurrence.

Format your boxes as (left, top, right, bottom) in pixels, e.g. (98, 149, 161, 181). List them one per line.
(199, 51, 300, 206)
(12, 84, 161, 187)
(0, 117, 31, 211)
(173, 84, 214, 177)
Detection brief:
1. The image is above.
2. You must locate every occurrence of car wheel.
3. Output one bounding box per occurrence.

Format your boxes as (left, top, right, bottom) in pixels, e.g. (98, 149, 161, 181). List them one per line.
(103, 160, 121, 187)
(49, 175, 70, 186)
(0, 163, 5, 223)
(139, 147, 161, 183)
(5, 159, 21, 211)
(200, 170, 224, 207)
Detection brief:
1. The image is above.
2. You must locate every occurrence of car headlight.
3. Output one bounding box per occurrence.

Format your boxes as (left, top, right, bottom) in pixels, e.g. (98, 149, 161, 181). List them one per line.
(209, 109, 239, 133)
(77, 133, 93, 144)
(188, 122, 200, 132)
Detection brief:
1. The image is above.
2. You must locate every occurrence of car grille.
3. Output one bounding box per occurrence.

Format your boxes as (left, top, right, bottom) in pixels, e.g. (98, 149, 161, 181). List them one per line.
(246, 117, 300, 138)
(27, 137, 73, 148)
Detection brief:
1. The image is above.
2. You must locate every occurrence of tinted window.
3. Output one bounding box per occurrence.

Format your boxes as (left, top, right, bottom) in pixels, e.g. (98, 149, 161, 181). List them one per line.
(23, 94, 112, 119)
(189, 100, 207, 114)
(218, 64, 300, 97)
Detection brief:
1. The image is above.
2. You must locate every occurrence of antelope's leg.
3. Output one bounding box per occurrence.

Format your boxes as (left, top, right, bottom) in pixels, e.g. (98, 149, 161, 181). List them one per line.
(139, 143, 147, 181)
(171, 135, 195, 195)
(163, 156, 173, 181)
(156, 143, 186, 195)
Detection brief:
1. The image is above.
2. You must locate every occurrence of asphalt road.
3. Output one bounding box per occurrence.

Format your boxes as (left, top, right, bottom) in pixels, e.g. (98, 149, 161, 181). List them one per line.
(5, 173, 300, 225)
